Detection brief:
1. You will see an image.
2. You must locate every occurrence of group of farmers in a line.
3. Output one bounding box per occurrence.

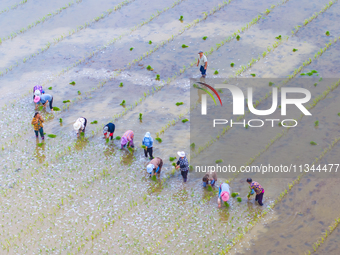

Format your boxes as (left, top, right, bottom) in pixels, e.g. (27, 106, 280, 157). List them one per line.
(30, 51, 265, 207)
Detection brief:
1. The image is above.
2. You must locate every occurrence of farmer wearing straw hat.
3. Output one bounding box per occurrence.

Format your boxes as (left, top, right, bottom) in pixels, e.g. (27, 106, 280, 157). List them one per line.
(142, 132, 154, 159)
(146, 157, 163, 177)
(247, 178, 264, 206)
(34, 93, 54, 112)
(217, 182, 230, 208)
(73, 117, 87, 138)
(196, 51, 208, 77)
(176, 151, 189, 182)
(103, 123, 115, 140)
(121, 130, 134, 149)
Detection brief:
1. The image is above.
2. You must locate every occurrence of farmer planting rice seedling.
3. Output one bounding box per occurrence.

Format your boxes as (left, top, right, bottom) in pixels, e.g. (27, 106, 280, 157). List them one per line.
(34, 93, 54, 111)
(1, 0, 340, 253)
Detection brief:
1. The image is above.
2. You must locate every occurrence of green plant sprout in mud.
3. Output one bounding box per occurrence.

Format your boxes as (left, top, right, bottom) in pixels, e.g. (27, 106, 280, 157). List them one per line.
(69, 81, 75, 85)
(181, 44, 188, 48)
(293, 48, 298, 52)
(120, 100, 126, 106)
(202, 36, 208, 40)
(310, 141, 317, 145)
(179, 15, 183, 21)
(230, 62, 234, 67)
(176, 102, 183, 106)
(214, 70, 219, 75)
(119, 82, 123, 87)
(146, 65, 153, 71)
(155, 74, 160, 80)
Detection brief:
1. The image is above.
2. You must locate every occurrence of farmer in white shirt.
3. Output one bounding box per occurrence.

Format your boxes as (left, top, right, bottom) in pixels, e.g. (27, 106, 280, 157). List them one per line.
(196, 51, 208, 77)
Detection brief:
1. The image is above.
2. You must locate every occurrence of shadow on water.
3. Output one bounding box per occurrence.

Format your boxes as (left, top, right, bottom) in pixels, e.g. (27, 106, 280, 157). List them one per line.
(34, 139, 46, 164)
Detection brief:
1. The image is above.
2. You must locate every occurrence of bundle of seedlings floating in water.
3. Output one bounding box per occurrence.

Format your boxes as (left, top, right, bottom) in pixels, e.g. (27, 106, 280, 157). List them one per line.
(269, 82, 274, 86)
(250, 73, 256, 77)
(119, 82, 123, 87)
(275, 35, 282, 40)
(315, 120, 319, 127)
(230, 62, 234, 67)
(47, 134, 57, 138)
(215, 159, 223, 164)
(141, 145, 146, 149)
(129, 47, 134, 51)
(48, 87, 52, 90)
(214, 70, 219, 75)
(224, 202, 230, 208)
(156, 137, 162, 143)
(176, 102, 183, 106)
(139, 113, 143, 121)
(181, 44, 188, 48)
(53, 107, 60, 111)
(179, 15, 183, 21)
(169, 157, 176, 162)
(310, 141, 317, 145)
(90, 120, 98, 124)
(63, 100, 70, 103)
(325, 31, 330, 36)
(190, 143, 195, 149)
(77, 91, 81, 95)
(155, 74, 160, 80)
(115, 136, 121, 140)
(202, 36, 208, 40)
(236, 35, 240, 40)
(207, 185, 213, 192)
(300, 70, 318, 76)
(231, 192, 239, 198)
(148, 40, 152, 44)
(293, 48, 298, 52)
(182, 118, 189, 123)
(237, 197, 242, 202)
(37, 142, 44, 147)
(120, 100, 126, 106)
(69, 81, 76, 85)
(152, 175, 157, 181)
(146, 65, 153, 71)
(59, 118, 62, 123)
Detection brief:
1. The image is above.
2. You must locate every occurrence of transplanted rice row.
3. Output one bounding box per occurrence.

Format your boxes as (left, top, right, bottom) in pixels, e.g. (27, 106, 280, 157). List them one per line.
(0, 0, 30, 16)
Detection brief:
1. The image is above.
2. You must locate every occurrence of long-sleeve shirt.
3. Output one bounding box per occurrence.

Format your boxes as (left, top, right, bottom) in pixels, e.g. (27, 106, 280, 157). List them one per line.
(31, 117, 44, 131)
(250, 181, 264, 194)
(218, 183, 230, 199)
(203, 171, 217, 187)
(105, 123, 115, 133)
(142, 136, 153, 148)
(149, 157, 162, 170)
(176, 156, 189, 171)
(36, 94, 52, 104)
(122, 130, 134, 141)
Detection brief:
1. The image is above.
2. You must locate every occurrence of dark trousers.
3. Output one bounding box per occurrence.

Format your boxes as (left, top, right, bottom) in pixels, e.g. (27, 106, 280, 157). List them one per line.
(34, 127, 44, 139)
(144, 147, 153, 159)
(255, 192, 264, 206)
(200, 65, 207, 76)
(181, 170, 188, 182)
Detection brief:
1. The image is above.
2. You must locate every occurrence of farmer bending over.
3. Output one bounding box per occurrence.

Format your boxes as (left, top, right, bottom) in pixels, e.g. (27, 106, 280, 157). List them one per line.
(202, 171, 217, 188)
(247, 178, 264, 206)
(73, 117, 87, 138)
(103, 123, 115, 140)
(34, 93, 54, 112)
(146, 157, 163, 177)
(121, 130, 134, 149)
(217, 182, 230, 208)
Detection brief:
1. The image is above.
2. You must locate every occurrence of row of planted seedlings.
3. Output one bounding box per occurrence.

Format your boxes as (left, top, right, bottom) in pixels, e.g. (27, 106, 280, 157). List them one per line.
(0, 0, 29, 16)
(0, 0, 83, 44)
(0, 0, 234, 144)
(158, 0, 339, 149)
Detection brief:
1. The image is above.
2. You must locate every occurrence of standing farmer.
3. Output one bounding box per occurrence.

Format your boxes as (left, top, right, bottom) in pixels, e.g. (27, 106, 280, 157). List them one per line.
(31, 112, 44, 140)
(202, 171, 217, 188)
(34, 93, 54, 112)
(217, 182, 230, 208)
(176, 151, 189, 182)
(146, 157, 163, 177)
(73, 117, 87, 138)
(142, 132, 154, 159)
(247, 178, 264, 206)
(196, 51, 208, 77)
(121, 130, 134, 149)
(103, 123, 115, 140)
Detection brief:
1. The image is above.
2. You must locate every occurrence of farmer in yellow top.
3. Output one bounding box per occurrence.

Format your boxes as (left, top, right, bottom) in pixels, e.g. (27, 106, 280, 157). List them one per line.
(31, 112, 44, 140)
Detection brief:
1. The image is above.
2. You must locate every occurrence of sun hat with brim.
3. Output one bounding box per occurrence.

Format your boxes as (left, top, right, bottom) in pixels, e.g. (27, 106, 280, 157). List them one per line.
(198, 51, 203, 54)
(221, 191, 230, 202)
(34, 96, 40, 103)
(177, 151, 185, 157)
(147, 164, 154, 174)
(145, 132, 151, 138)
(34, 90, 41, 97)
(73, 121, 82, 131)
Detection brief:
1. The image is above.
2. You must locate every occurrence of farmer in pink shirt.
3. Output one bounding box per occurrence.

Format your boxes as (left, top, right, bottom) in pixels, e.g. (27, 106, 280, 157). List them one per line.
(247, 178, 264, 206)
(121, 130, 134, 149)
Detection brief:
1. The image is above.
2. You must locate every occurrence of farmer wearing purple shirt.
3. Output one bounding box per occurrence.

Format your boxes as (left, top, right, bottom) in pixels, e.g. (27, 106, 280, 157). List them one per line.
(247, 178, 264, 206)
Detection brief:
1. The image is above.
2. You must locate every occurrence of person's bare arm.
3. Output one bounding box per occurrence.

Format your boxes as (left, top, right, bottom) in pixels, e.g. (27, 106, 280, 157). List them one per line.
(43, 100, 48, 108)
(204, 61, 207, 70)
(197, 58, 199, 66)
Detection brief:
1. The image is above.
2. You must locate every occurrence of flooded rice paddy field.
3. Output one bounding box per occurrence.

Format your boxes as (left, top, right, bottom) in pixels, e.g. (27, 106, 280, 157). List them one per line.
(0, 0, 340, 254)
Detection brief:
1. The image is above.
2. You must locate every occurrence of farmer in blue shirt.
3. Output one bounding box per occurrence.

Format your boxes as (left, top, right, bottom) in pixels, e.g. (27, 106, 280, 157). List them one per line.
(34, 93, 54, 112)
(142, 132, 154, 159)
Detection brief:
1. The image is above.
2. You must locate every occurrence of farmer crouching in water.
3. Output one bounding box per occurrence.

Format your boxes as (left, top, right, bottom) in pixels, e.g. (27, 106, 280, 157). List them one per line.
(142, 132, 154, 159)
(121, 130, 134, 149)
(73, 117, 87, 138)
(176, 151, 189, 182)
(31, 112, 44, 140)
(218, 182, 230, 208)
(146, 157, 163, 177)
(202, 171, 217, 188)
(103, 122, 115, 140)
(34, 93, 54, 112)
(247, 178, 264, 206)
